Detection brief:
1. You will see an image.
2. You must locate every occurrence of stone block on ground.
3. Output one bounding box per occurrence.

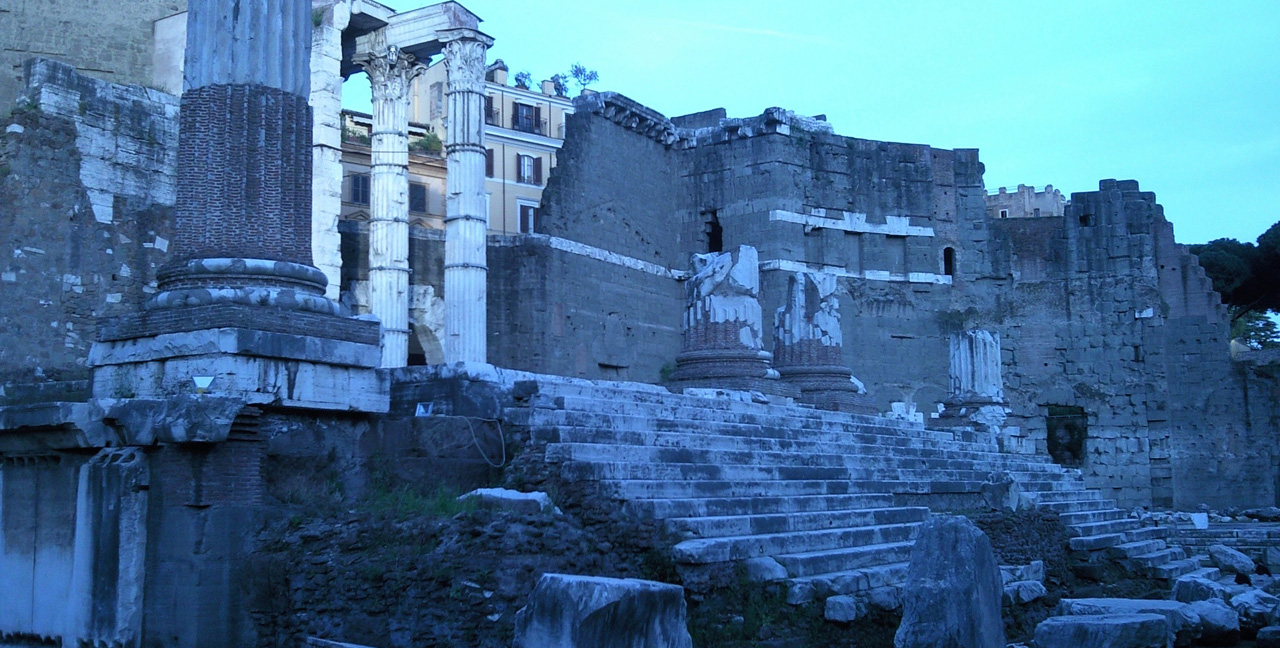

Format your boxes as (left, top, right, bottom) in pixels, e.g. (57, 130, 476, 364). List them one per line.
(1187, 599, 1241, 646)
(1033, 614, 1170, 648)
(1209, 544, 1256, 575)
(1000, 560, 1046, 585)
(1258, 625, 1280, 648)
(1172, 575, 1229, 603)
(893, 516, 1005, 648)
(1056, 598, 1196, 646)
(457, 488, 559, 514)
(1265, 547, 1280, 574)
(743, 556, 787, 582)
(513, 574, 693, 648)
(1004, 580, 1047, 606)
(1229, 588, 1280, 638)
(825, 594, 867, 623)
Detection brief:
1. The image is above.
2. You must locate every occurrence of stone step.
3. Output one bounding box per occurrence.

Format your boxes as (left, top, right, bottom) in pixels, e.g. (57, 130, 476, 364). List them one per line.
(529, 390, 924, 431)
(1067, 518, 1140, 538)
(672, 522, 919, 564)
(540, 437, 1070, 473)
(1129, 547, 1187, 569)
(1107, 539, 1166, 559)
(1029, 489, 1105, 504)
(1069, 533, 1127, 551)
(787, 562, 910, 600)
(520, 413, 1000, 454)
(1184, 567, 1222, 581)
(775, 541, 915, 578)
(561, 460, 850, 483)
(561, 460, 1080, 487)
(1060, 508, 1130, 526)
(1038, 498, 1118, 514)
(1152, 556, 1203, 580)
(664, 507, 929, 540)
(1122, 526, 1169, 543)
(623, 493, 898, 519)
(605, 478, 864, 500)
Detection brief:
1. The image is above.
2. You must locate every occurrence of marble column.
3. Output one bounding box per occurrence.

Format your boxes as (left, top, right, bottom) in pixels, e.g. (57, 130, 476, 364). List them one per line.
(160, 0, 329, 305)
(309, 1, 351, 301)
(949, 329, 1005, 403)
(772, 271, 875, 413)
(440, 29, 493, 365)
(358, 38, 423, 368)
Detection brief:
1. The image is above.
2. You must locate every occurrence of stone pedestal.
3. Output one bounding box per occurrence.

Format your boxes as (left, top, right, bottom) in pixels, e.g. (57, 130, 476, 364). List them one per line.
(670, 246, 794, 395)
(441, 29, 493, 365)
(772, 271, 875, 413)
(89, 0, 386, 413)
(357, 38, 423, 368)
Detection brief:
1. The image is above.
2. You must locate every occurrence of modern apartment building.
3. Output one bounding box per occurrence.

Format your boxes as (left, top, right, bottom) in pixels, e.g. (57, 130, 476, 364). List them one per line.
(412, 58, 575, 234)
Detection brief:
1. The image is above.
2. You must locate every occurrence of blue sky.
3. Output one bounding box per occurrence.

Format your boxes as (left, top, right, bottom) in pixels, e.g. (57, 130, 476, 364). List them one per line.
(344, 0, 1280, 246)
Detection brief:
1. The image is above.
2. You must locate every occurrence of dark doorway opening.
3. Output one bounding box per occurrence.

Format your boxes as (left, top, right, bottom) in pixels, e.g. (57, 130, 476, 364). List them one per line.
(704, 211, 723, 253)
(943, 247, 955, 276)
(1046, 405, 1087, 467)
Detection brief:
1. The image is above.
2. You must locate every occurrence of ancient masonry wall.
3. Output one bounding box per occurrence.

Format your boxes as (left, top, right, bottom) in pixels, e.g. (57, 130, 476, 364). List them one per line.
(991, 179, 1276, 508)
(0, 0, 187, 111)
(0, 60, 176, 396)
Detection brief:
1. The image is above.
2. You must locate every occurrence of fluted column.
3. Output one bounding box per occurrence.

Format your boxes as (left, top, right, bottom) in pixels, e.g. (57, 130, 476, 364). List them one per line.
(440, 29, 493, 365)
(309, 2, 351, 300)
(358, 40, 423, 368)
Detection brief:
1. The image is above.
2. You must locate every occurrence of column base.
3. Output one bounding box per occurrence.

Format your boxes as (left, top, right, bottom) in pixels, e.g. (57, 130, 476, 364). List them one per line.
(668, 349, 798, 398)
(776, 364, 877, 414)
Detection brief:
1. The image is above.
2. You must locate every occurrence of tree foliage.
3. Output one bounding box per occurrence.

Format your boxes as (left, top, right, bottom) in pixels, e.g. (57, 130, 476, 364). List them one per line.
(1190, 220, 1280, 321)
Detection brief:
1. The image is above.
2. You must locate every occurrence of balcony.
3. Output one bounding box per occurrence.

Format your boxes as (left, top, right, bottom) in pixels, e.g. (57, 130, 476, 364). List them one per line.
(511, 116, 548, 136)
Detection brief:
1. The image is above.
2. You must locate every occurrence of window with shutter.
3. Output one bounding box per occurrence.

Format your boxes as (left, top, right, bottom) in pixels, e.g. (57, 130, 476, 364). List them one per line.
(350, 174, 370, 205)
(485, 148, 494, 178)
(409, 183, 427, 214)
(519, 204, 538, 233)
(517, 154, 535, 184)
(533, 106, 542, 135)
(533, 156, 543, 185)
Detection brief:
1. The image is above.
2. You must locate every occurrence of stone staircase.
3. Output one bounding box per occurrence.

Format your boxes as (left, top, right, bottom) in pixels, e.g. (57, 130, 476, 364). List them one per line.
(501, 376, 1195, 602)
(1037, 491, 1209, 580)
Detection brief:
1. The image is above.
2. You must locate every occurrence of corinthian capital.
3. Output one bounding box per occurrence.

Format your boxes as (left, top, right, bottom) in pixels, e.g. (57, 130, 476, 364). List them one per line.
(357, 41, 424, 102)
(440, 28, 494, 94)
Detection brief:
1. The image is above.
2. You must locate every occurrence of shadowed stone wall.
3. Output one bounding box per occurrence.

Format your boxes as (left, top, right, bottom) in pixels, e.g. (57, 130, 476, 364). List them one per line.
(0, 0, 186, 111)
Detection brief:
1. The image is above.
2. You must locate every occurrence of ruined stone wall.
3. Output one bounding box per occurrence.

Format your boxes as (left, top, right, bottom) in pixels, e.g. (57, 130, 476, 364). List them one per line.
(539, 101, 690, 269)
(488, 236, 684, 382)
(0, 60, 175, 398)
(0, 0, 186, 111)
(990, 180, 1278, 508)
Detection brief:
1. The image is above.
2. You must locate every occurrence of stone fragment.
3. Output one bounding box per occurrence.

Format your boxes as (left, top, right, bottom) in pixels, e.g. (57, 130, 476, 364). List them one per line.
(1172, 575, 1230, 603)
(893, 516, 1005, 648)
(743, 556, 787, 582)
(457, 488, 559, 515)
(1209, 544, 1256, 574)
(1190, 512, 1209, 529)
(1258, 625, 1280, 648)
(1056, 598, 1198, 646)
(1243, 507, 1280, 522)
(825, 594, 867, 622)
(1264, 546, 1280, 574)
(1000, 560, 1046, 585)
(1004, 580, 1047, 605)
(5, 123, 23, 134)
(513, 574, 693, 648)
(867, 585, 902, 611)
(1187, 599, 1241, 646)
(1033, 614, 1169, 648)
(1229, 589, 1280, 638)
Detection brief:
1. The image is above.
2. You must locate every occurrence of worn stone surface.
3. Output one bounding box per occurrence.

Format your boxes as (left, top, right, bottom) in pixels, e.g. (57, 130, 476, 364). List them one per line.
(825, 594, 867, 623)
(1003, 580, 1047, 606)
(1187, 599, 1241, 646)
(1210, 544, 1256, 575)
(1229, 589, 1280, 637)
(1033, 614, 1170, 648)
(1172, 575, 1229, 603)
(1057, 598, 1196, 646)
(894, 516, 1005, 648)
(1258, 625, 1280, 648)
(513, 573, 693, 648)
(457, 488, 558, 514)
